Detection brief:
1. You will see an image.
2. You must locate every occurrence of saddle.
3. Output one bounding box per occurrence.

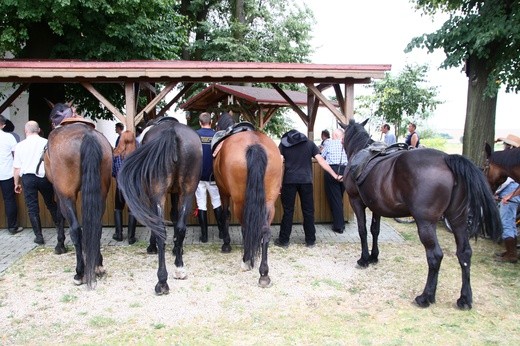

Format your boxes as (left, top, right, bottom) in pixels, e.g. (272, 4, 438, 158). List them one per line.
(348, 142, 409, 185)
(58, 116, 96, 128)
(211, 121, 255, 156)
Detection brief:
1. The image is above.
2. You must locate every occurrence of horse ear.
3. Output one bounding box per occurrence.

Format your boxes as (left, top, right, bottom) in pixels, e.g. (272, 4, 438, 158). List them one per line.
(44, 98, 54, 109)
(484, 142, 492, 157)
(361, 118, 369, 127)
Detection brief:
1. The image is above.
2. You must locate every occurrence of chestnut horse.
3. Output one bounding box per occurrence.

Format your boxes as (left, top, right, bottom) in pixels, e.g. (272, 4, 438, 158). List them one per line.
(341, 119, 501, 309)
(483, 142, 520, 192)
(45, 103, 112, 288)
(117, 117, 202, 295)
(212, 122, 283, 287)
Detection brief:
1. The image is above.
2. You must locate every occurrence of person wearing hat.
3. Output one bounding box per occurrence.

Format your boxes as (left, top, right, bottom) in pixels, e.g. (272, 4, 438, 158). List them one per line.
(495, 134, 520, 149)
(494, 134, 520, 263)
(274, 129, 342, 248)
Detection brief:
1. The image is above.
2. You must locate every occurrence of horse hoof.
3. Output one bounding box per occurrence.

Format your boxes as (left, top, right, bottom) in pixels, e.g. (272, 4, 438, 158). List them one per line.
(240, 261, 253, 271)
(221, 244, 232, 253)
(356, 259, 369, 268)
(73, 274, 85, 286)
(414, 295, 433, 308)
(258, 276, 271, 288)
(54, 245, 67, 255)
(173, 267, 187, 280)
(95, 266, 106, 278)
(456, 297, 472, 310)
(147, 245, 158, 254)
(368, 257, 378, 264)
(155, 282, 170, 295)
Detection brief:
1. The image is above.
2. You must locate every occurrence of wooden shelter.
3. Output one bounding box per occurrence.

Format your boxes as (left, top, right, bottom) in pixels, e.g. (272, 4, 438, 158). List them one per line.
(0, 59, 391, 228)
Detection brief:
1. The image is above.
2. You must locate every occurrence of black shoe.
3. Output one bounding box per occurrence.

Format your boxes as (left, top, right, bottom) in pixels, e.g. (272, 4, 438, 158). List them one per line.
(8, 226, 23, 235)
(333, 228, 344, 234)
(305, 242, 315, 248)
(34, 235, 44, 245)
(273, 238, 289, 248)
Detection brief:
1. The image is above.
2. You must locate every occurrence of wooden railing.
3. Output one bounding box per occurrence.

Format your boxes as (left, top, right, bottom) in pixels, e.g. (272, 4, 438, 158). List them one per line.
(0, 160, 352, 228)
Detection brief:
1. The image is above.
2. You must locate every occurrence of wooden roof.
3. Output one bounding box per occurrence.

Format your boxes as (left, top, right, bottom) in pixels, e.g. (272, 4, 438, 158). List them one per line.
(0, 60, 390, 84)
(180, 84, 329, 111)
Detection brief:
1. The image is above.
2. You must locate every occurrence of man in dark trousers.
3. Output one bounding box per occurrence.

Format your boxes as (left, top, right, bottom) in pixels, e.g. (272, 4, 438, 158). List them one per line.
(195, 112, 225, 242)
(321, 128, 348, 233)
(275, 129, 342, 248)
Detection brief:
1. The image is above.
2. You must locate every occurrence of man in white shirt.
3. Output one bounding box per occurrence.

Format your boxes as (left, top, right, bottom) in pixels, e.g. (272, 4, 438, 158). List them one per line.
(381, 124, 396, 145)
(0, 115, 22, 234)
(13, 121, 63, 245)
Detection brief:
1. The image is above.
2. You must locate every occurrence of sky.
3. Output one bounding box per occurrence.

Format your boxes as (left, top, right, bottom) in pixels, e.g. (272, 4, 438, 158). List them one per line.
(303, 0, 519, 134)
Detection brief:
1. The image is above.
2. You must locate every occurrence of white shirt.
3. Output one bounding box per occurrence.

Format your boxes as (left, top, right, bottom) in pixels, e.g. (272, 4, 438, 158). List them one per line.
(0, 130, 18, 180)
(13, 134, 48, 178)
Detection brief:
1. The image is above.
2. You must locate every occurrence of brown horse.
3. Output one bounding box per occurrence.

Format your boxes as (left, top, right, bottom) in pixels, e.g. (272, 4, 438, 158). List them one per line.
(117, 117, 202, 295)
(212, 122, 283, 287)
(484, 142, 520, 192)
(45, 103, 113, 288)
(341, 119, 501, 309)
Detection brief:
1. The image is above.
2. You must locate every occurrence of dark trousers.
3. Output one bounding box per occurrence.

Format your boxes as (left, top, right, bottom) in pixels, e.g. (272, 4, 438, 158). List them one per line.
(279, 183, 315, 244)
(0, 177, 19, 229)
(325, 165, 346, 231)
(114, 182, 126, 210)
(21, 174, 59, 219)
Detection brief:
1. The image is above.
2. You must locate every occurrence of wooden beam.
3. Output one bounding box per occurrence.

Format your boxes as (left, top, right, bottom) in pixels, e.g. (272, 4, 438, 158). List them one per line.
(80, 82, 126, 123)
(306, 83, 347, 125)
(124, 82, 136, 132)
(345, 83, 354, 122)
(333, 84, 345, 114)
(0, 83, 29, 115)
(271, 83, 308, 126)
(262, 107, 277, 128)
(157, 83, 193, 118)
(135, 82, 177, 124)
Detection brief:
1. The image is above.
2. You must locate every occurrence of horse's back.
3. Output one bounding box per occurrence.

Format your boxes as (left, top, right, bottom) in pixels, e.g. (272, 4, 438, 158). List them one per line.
(45, 123, 112, 196)
(214, 131, 282, 202)
(360, 148, 454, 218)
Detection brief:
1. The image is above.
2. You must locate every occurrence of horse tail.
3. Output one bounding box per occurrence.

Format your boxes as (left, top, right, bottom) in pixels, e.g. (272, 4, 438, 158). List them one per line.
(444, 154, 502, 240)
(117, 130, 178, 240)
(80, 132, 104, 289)
(243, 144, 268, 268)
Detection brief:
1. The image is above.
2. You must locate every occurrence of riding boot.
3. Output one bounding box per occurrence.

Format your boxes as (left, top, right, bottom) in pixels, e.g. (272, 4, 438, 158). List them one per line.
(198, 210, 208, 243)
(495, 237, 518, 263)
(214, 206, 225, 239)
(29, 214, 44, 245)
(112, 209, 123, 241)
(128, 213, 137, 245)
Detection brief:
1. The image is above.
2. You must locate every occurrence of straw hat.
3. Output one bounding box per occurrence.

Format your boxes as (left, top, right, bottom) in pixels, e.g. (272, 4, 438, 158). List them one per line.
(495, 134, 520, 148)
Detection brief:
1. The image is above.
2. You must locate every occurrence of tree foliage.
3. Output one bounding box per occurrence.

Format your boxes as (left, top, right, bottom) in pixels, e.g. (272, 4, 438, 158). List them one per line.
(0, 0, 314, 137)
(356, 64, 441, 138)
(406, 0, 520, 164)
(407, 0, 520, 96)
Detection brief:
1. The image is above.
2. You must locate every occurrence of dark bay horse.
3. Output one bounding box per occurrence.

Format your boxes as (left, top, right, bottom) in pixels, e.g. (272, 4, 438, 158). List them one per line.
(484, 142, 520, 192)
(212, 121, 283, 287)
(117, 117, 202, 295)
(341, 119, 501, 309)
(45, 103, 113, 288)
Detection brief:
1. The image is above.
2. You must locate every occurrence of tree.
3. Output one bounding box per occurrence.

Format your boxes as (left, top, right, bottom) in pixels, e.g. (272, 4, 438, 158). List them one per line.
(356, 64, 441, 139)
(406, 0, 520, 165)
(0, 0, 186, 135)
(178, 0, 314, 136)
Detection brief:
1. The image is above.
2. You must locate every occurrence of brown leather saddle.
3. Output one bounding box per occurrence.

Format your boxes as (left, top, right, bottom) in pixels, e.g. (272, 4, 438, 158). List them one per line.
(348, 142, 409, 185)
(211, 121, 255, 156)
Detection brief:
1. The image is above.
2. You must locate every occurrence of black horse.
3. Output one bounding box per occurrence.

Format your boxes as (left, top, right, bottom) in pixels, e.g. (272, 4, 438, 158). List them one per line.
(341, 119, 501, 309)
(117, 117, 202, 295)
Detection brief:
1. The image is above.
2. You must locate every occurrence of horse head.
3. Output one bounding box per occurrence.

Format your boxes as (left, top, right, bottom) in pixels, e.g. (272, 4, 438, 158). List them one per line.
(216, 112, 235, 131)
(48, 101, 77, 128)
(340, 118, 372, 158)
(483, 142, 514, 193)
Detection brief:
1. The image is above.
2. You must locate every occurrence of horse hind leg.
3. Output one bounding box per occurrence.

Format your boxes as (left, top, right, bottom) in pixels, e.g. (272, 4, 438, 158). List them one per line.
(450, 217, 473, 309)
(258, 222, 271, 288)
(415, 221, 443, 308)
(369, 214, 381, 264)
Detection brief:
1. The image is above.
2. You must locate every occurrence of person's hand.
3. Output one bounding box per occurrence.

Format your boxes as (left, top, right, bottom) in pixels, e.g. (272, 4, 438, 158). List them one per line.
(336, 174, 343, 182)
(502, 193, 512, 204)
(14, 184, 22, 194)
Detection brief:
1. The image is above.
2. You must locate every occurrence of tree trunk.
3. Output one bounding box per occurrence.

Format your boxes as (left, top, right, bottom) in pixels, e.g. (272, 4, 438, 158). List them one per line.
(462, 54, 497, 167)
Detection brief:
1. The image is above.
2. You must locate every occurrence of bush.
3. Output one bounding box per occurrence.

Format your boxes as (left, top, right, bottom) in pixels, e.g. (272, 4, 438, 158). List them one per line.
(420, 137, 447, 151)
